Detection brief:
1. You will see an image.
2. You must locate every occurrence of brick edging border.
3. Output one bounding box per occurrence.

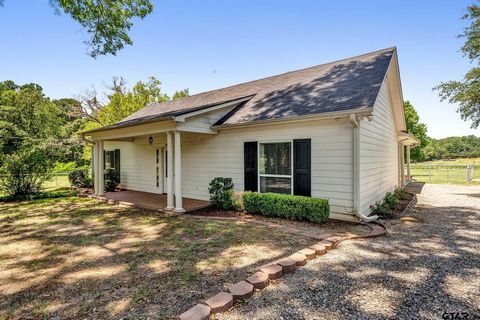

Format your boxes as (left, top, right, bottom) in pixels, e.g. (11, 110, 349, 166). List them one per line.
(81, 192, 388, 320)
(176, 217, 387, 320)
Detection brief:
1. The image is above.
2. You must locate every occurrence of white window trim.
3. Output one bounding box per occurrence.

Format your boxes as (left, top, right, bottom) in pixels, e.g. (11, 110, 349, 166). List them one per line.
(257, 140, 294, 195)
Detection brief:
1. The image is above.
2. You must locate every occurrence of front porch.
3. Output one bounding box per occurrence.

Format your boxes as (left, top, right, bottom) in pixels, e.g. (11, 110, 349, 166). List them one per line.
(102, 190, 209, 212)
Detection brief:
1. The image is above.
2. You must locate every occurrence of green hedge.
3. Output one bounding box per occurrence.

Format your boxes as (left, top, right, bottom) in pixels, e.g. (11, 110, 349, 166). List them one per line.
(243, 192, 329, 223)
(0, 190, 78, 202)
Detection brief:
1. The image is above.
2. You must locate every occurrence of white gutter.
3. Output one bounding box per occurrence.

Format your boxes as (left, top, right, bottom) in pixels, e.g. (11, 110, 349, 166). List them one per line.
(349, 113, 379, 222)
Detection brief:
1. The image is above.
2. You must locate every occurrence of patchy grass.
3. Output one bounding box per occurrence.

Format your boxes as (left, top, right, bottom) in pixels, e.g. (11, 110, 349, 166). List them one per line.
(0, 197, 314, 319)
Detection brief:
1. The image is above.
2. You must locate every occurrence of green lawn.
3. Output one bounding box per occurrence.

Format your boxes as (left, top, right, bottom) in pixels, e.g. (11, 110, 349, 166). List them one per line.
(42, 174, 71, 191)
(411, 158, 480, 185)
(0, 197, 314, 319)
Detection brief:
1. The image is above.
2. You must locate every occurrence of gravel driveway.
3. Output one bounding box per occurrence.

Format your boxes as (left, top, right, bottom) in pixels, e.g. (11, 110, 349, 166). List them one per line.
(219, 184, 480, 320)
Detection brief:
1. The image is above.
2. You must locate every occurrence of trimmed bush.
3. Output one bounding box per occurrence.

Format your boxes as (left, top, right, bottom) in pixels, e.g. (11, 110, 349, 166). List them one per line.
(104, 168, 120, 192)
(208, 177, 234, 209)
(243, 192, 329, 223)
(68, 169, 93, 188)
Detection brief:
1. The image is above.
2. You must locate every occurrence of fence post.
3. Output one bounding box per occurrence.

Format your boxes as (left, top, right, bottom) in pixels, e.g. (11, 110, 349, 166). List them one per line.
(467, 165, 473, 182)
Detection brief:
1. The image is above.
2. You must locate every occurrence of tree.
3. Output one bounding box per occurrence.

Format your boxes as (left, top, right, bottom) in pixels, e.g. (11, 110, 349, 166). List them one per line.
(404, 101, 429, 161)
(0, 80, 88, 197)
(1, 0, 154, 58)
(81, 76, 188, 130)
(435, 2, 480, 129)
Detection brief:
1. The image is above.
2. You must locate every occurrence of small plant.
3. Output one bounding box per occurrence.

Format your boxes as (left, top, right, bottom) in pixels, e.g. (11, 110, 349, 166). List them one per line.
(104, 168, 120, 192)
(231, 191, 244, 211)
(383, 192, 400, 209)
(68, 169, 93, 188)
(370, 201, 391, 217)
(394, 186, 410, 200)
(208, 177, 234, 210)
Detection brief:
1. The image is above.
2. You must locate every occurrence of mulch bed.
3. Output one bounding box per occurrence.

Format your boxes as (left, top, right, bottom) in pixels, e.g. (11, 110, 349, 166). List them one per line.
(383, 192, 416, 219)
(187, 206, 372, 238)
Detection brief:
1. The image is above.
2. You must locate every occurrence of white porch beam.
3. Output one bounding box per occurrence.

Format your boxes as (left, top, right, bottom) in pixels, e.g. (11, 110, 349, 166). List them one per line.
(174, 131, 185, 213)
(166, 131, 174, 210)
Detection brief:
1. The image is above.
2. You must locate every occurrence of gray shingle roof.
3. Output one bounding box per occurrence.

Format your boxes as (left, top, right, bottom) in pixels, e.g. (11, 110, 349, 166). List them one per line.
(106, 47, 395, 130)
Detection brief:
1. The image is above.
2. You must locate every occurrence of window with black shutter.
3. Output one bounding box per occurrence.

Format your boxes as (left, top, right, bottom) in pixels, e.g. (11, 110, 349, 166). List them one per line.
(244, 141, 258, 192)
(293, 139, 311, 196)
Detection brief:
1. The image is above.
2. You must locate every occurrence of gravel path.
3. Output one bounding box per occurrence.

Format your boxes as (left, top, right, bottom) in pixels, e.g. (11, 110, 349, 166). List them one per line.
(219, 184, 480, 320)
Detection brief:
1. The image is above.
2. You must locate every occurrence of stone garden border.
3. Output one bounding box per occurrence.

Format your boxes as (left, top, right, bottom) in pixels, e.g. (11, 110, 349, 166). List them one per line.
(177, 220, 386, 320)
(80, 193, 387, 320)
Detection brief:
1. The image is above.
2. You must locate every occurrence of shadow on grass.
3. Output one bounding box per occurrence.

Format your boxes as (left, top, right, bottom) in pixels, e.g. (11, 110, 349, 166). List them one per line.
(0, 197, 314, 319)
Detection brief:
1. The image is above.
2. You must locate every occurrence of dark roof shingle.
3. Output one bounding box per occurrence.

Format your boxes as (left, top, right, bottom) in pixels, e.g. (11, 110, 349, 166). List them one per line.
(117, 47, 395, 127)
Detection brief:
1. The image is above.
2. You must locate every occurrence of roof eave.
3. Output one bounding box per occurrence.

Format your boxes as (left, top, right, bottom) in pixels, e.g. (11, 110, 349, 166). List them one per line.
(211, 107, 374, 130)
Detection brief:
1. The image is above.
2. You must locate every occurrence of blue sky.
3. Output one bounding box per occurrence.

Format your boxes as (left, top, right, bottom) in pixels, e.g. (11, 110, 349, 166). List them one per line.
(1, 0, 479, 138)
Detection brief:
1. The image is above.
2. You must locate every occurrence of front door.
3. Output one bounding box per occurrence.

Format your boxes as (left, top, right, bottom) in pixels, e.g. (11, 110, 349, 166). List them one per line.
(155, 148, 163, 193)
(163, 149, 174, 193)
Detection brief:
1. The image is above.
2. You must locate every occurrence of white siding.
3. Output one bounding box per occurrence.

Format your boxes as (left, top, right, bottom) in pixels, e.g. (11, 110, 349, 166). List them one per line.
(359, 77, 399, 215)
(182, 118, 354, 217)
(104, 117, 356, 218)
(104, 141, 162, 194)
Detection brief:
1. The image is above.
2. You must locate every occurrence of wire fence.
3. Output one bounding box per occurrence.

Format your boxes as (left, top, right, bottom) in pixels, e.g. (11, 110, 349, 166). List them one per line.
(410, 164, 479, 185)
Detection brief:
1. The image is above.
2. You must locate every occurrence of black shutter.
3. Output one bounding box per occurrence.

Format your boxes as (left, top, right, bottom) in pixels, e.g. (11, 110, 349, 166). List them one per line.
(244, 141, 258, 192)
(114, 149, 121, 183)
(293, 139, 311, 196)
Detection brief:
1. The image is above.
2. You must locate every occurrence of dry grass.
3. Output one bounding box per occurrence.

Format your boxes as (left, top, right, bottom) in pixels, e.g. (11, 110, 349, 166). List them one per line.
(0, 197, 315, 319)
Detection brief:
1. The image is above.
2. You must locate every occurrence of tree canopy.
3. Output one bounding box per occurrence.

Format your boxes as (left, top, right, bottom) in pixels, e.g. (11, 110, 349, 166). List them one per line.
(423, 135, 480, 160)
(404, 101, 429, 161)
(435, 2, 480, 129)
(80, 76, 189, 132)
(1, 0, 154, 58)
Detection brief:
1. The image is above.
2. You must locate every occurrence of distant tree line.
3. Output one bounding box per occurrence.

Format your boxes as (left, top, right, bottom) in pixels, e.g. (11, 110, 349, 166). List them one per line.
(422, 135, 480, 161)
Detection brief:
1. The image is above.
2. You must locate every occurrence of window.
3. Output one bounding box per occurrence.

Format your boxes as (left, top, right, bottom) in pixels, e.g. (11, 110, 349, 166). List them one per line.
(105, 150, 115, 169)
(258, 142, 292, 194)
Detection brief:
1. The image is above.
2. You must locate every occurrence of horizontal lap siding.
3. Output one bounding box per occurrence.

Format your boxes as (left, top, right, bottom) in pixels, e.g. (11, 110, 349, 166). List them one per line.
(359, 78, 399, 215)
(182, 119, 354, 216)
(104, 141, 160, 193)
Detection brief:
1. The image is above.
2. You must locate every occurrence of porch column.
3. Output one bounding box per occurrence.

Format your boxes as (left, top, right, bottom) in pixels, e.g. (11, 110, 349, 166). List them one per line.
(166, 131, 174, 210)
(93, 142, 99, 195)
(174, 131, 184, 213)
(400, 144, 406, 187)
(406, 145, 411, 183)
(98, 140, 105, 195)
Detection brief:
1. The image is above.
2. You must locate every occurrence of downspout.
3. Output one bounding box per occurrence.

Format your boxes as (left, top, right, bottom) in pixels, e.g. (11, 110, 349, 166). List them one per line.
(349, 114, 378, 222)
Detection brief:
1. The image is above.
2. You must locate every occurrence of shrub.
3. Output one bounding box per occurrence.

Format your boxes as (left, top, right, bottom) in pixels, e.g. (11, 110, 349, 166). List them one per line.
(243, 192, 329, 223)
(370, 201, 391, 217)
(231, 191, 244, 211)
(104, 168, 120, 192)
(0, 190, 78, 202)
(394, 186, 410, 200)
(68, 169, 93, 188)
(383, 191, 400, 209)
(0, 147, 53, 198)
(208, 177, 234, 209)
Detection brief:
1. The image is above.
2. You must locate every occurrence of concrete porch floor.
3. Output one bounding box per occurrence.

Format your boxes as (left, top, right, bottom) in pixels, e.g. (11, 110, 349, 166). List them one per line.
(103, 190, 210, 212)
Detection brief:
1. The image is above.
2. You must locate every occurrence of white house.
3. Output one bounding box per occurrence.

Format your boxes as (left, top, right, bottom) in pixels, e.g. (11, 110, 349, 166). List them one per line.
(81, 47, 418, 221)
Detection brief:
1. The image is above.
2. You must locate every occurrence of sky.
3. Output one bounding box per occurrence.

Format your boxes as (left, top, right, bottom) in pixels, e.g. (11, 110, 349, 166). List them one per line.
(1, 0, 479, 139)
